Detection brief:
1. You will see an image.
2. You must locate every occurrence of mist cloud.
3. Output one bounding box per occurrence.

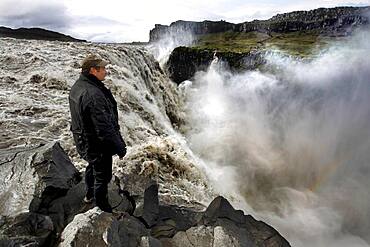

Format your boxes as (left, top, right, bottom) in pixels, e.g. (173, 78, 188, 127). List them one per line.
(183, 29, 370, 246)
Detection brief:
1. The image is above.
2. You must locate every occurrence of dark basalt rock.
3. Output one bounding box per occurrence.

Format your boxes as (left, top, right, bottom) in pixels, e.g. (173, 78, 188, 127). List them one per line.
(149, 20, 235, 42)
(166, 47, 213, 84)
(161, 6, 370, 84)
(0, 142, 291, 246)
(0, 212, 53, 247)
(201, 196, 245, 225)
(36, 174, 135, 235)
(59, 208, 155, 247)
(0, 26, 85, 42)
(59, 188, 291, 246)
(162, 196, 291, 247)
(0, 142, 81, 245)
(166, 47, 264, 84)
(0, 142, 135, 246)
(0, 142, 81, 216)
(150, 6, 370, 42)
(142, 182, 160, 227)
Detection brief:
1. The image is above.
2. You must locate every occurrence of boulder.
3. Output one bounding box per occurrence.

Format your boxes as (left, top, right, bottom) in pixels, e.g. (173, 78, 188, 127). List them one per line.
(142, 182, 159, 227)
(0, 142, 81, 216)
(160, 225, 214, 247)
(41, 175, 136, 234)
(162, 196, 290, 247)
(0, 212, 53, 247)
(157, 205, 202, 232)
(0, 142, 291, 247)
(59, 207, 114, 246)
(109, 214, 150, 247)
(201, 196, 245, 225)
(135, 181, 202, 239)
(59, 207, 151, 247)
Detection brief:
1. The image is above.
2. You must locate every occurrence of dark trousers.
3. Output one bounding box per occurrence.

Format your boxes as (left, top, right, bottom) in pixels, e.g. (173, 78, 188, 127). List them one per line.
(85, 152, 113, 210)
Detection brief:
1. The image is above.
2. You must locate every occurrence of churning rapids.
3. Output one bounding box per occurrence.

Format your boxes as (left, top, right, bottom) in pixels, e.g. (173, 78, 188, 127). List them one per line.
(1, 29, 370, 247)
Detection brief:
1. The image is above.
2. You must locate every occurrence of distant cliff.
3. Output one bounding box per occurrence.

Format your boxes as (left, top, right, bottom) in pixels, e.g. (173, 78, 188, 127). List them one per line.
(149, 6, 370, 42)
(154, 6, 370, 83)
(150, 20, 235, 42)
(0, 26, 86, 42)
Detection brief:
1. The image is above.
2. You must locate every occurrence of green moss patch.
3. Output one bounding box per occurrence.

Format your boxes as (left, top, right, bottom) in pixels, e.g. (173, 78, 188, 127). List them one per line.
(193, 30, 344, 57)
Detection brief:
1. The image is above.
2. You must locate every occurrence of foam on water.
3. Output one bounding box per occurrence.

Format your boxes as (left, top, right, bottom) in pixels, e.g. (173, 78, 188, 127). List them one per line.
(2, 28, 369, 245)
(0, 38, 213, 209)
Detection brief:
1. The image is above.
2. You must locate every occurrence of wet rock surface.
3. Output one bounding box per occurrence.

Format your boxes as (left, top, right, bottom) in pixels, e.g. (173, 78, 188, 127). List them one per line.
(166, 47, 264, 83)
(0, 141, 81, 216)
(159, 6, 370, 83)
(0, 212, 54, 247)
(0, 142, 81, 246)
(160, 196, 290, 247)
(0, 142, 289, 246)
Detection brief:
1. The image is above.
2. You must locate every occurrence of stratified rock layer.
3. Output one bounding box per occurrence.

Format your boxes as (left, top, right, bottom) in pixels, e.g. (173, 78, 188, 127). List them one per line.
(166, 47, 264, 83)
(150, 6, 370, 42)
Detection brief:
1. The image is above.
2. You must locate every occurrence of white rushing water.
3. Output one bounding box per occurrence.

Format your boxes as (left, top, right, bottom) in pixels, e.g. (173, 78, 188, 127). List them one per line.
(181, 29, 370, 246)
(0, 38, 213, 211)
(0, 28, 369, 246)
(147, 28, 195, 66)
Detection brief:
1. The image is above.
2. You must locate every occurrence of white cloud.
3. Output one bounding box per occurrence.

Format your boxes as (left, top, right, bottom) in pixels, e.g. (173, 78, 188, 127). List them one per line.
(1, 0, 369, 42)
(0, 0, 70, 31)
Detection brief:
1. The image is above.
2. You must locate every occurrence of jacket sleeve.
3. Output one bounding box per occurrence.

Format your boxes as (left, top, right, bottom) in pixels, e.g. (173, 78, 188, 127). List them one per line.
(87, 92, 126, 157)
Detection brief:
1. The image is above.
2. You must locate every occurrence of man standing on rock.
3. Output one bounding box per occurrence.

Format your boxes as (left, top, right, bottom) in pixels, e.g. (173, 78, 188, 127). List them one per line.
(69, 54, 126, 213)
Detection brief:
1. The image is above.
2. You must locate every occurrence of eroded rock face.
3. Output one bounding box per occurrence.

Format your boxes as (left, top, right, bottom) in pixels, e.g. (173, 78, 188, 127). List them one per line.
(0, 142, 290, 246)
(0, 212, 53, 247)
(59, 207, 114, 246)
(58, 193, 290, 247)
(0, 142, 81, 245)
(59, 207, 152, 247)
(0, 142, 138, 246)
(57, 180, 290, 247)
(0, 142, 81, 216)
(166, 47, 264, 84)
(149, 20, 235, 42)
(161, 196, 290, 247)
(150, 6, 370, 42)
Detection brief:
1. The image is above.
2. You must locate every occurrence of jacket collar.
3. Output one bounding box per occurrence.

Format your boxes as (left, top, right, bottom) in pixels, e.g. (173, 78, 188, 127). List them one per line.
(79, 73, 105, 90)
(79, 73, 117, 106)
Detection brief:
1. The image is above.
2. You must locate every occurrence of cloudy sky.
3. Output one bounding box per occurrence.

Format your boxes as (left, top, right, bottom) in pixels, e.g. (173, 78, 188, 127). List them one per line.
(0, 0, 369, 42)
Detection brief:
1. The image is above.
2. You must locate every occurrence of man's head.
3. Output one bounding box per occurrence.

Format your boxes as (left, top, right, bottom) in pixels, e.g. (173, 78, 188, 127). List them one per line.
(81, 54, 109, 81)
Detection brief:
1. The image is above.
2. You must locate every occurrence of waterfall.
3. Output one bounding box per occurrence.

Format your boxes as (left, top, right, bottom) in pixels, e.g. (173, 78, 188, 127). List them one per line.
(181, 29, 370, 246)
(1, 28, 370, 246)
(0, 38, 213, 211)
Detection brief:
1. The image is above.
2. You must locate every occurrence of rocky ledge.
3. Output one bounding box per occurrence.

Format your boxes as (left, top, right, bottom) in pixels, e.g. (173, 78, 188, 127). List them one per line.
(166, 47, 265, 84)
(0, 142, 290, 246)
(149, 6, 370, 42)
(0, 26, 86, 42)
(155, 6, 370, 83)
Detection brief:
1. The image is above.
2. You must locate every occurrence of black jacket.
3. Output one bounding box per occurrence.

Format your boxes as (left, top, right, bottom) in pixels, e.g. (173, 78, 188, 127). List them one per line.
(69, 74, 126, 162)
